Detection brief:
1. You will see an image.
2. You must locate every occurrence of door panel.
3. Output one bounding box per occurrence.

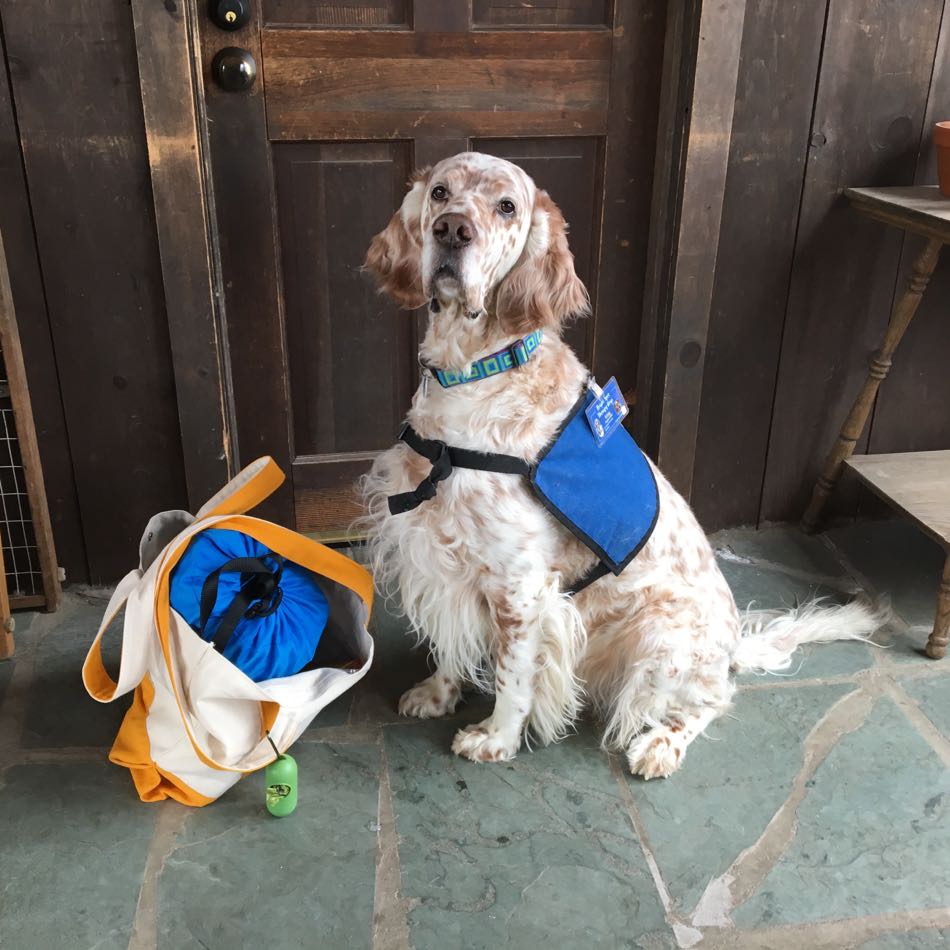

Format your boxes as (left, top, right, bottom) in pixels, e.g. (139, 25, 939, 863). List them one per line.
(262, 30, 611, 141)
(274, 142, 415, 458)
(472, 0, 609, 28)
(197, 0, 662, 537)
(263, 1, 409, 27)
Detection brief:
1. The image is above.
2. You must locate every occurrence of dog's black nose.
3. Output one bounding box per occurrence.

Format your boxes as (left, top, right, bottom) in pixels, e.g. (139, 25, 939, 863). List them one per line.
(433, 213, 476, 250)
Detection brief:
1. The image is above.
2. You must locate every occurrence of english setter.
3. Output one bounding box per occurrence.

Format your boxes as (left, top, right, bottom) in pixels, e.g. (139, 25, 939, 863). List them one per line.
(359, 152, 881, 778)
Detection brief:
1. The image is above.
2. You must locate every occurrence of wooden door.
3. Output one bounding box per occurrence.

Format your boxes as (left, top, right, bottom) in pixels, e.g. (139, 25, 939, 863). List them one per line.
(191, 0, 662, 536)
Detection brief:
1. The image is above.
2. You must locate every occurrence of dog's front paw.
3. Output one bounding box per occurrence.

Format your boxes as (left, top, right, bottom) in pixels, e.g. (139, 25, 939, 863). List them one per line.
(398, 674, 461, 719)
(626, 730, 683, 780)
(451, 720, 520, 763)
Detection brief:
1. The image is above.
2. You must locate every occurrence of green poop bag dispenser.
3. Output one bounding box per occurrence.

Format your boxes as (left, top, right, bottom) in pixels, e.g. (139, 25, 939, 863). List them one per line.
(265, 749, 298, 818)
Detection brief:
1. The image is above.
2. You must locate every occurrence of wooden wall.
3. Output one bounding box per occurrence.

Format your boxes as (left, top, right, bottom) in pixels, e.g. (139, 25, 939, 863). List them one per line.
(0, 0, 188, 584)
(691, 0, 950, 529)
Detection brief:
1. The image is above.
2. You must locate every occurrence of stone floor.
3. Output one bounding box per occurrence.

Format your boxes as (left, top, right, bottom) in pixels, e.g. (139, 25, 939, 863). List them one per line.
(1, 520, 949, 950)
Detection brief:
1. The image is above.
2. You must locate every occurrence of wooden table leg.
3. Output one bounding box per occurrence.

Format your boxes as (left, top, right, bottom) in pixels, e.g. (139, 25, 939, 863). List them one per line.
(926, 554, 950, 660)
(801, 238, 944, 533)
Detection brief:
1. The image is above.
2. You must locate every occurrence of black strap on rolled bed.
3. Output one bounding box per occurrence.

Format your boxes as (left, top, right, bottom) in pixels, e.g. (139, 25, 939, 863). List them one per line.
(198, 554, 285, 651)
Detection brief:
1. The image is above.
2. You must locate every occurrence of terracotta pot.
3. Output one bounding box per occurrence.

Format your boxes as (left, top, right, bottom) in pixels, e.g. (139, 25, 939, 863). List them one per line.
(936, 121, 950, 197)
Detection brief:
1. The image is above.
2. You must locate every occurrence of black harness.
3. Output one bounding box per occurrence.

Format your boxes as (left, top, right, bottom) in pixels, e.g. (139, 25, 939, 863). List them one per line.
(387, 425, 610, 596)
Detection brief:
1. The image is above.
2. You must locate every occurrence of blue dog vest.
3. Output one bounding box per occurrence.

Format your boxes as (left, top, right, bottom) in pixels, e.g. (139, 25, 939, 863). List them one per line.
(387, 388, 659, 594)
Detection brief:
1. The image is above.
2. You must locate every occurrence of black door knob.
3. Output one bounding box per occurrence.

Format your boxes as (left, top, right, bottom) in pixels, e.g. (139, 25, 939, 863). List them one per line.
(210, 0, 250, 30)
(212, 47, 257, 92)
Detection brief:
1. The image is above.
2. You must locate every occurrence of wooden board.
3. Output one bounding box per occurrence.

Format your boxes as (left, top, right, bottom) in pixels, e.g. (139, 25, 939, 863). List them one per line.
(0, 525, 13, 659)
(262, 30, 612, 141)
(846, 186, 950, 244)
(196, 0, 296, 529)
(588, 0, 665, 394)
(473, 0, 609, 27)
(638, 0, 745, 499)
(130, 0, 233, 508)
(0, 0, 189, 582)
(0, 31, 87, 583)
(0, 229, 61, 611)
(760, 0, 945, 524)
(846, 450, 950, 549)
(634, 0, 700, 454)
(691, 0, 828, 530)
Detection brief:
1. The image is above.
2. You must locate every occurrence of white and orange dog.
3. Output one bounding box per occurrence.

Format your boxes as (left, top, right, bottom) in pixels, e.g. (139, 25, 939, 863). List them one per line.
(359, 152, 881, 779)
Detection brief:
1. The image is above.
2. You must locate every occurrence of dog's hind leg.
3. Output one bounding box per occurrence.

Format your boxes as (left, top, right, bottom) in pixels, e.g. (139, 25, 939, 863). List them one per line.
(398, 669, 462, 719)
(625, 705, 722, 780)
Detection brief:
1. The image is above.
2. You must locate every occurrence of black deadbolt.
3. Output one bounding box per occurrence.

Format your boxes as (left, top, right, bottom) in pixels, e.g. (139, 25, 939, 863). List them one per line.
(210, 0, 250, 30)
(212, 47, 257, 92)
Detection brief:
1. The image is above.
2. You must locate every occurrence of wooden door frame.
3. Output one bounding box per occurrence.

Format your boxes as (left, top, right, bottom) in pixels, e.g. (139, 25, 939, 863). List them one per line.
(634, 0, 747, 502)
(130, 0, 234, 510)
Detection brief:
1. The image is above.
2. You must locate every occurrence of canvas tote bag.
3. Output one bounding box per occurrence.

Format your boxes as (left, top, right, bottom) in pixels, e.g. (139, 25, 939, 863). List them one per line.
(82, 457, 374, 806)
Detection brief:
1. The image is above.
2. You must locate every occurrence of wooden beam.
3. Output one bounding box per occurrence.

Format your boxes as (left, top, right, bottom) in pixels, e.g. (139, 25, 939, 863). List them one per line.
(0, 19, 87, 582)
(634, 0, 700, 456)
(0, 525, 13, 658)
(130, 0, 233, 508)
(634, 0, 746, 500)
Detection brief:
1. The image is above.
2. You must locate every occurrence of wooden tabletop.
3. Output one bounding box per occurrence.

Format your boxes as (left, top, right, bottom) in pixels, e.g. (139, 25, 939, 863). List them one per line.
(846, 450, 950, 549)
(846, 186, 950, 243)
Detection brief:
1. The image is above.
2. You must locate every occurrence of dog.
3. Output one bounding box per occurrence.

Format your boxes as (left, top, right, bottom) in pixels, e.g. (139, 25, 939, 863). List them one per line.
(358, 152, 882, 779)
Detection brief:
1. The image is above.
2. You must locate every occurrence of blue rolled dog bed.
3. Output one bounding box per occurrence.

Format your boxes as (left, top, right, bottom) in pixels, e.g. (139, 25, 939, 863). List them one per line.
(169, 528, 329, 682)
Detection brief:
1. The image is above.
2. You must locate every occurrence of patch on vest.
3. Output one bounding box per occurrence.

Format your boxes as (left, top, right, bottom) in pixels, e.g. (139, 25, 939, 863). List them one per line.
(530, 390, 659, 574)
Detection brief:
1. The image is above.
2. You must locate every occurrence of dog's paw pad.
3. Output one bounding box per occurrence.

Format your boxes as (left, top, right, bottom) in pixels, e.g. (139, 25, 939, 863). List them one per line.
(627, 732, 683, 780)
(451, 723, 518, 763)
(398, 678, 460, 719)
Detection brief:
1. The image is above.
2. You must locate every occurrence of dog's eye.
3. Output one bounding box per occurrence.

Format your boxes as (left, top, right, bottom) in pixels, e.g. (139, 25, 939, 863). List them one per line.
(499, 199, 516, 216)
(431, 185, 448, 202)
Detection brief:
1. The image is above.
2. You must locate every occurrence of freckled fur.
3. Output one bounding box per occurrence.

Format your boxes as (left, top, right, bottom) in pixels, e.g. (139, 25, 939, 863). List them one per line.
(359, 152, 887, 776)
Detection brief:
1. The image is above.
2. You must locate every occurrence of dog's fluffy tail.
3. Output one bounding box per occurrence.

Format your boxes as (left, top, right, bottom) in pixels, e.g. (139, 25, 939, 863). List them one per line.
(731, 598, 889, 674)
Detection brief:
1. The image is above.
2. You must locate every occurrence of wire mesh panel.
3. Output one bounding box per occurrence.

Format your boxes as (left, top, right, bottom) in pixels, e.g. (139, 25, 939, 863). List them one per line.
(0, 351, 43, 599)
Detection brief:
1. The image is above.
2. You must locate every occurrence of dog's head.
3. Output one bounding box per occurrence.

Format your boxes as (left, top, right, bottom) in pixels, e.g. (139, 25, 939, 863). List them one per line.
(365, 152, 589, 335)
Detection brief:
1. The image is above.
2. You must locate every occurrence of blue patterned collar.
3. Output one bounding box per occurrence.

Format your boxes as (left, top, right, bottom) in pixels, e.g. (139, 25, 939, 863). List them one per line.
(424, 329, 544, 389)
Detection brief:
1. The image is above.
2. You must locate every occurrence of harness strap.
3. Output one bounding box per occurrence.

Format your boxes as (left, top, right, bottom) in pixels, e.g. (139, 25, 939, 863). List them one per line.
(387, 425, 611, 596)
(388, 425, 530, 515)
(198, 554, 285, 652)
(563, 561, 611, 596)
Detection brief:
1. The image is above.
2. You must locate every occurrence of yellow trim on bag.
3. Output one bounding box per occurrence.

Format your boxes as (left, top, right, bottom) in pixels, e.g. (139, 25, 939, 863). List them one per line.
(109, 675, 216, 807)
(198, 456, 285, 520)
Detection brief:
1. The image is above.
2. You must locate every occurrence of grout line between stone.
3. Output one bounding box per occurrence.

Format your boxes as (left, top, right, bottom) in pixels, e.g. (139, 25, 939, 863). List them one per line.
(372, 729, 412, 950)
(690, 685, 877, 930)
(699, 905, 950, 949)
(736, 670, 865, 691)
(881, 677, 950, 768)
(127, 804, 189, 950)
(608, 753, 703, 949)
(714, 545, 858, 593)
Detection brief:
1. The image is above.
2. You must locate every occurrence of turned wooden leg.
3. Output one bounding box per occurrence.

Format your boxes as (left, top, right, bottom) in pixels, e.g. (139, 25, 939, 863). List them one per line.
(802, 238, 944, 533)
(926, 555, 950, 660)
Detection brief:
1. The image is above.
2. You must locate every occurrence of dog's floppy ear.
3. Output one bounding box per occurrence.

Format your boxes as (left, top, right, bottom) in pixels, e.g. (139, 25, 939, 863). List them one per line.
(493, 190, 590, 334)
(364, 168, 429, 309)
